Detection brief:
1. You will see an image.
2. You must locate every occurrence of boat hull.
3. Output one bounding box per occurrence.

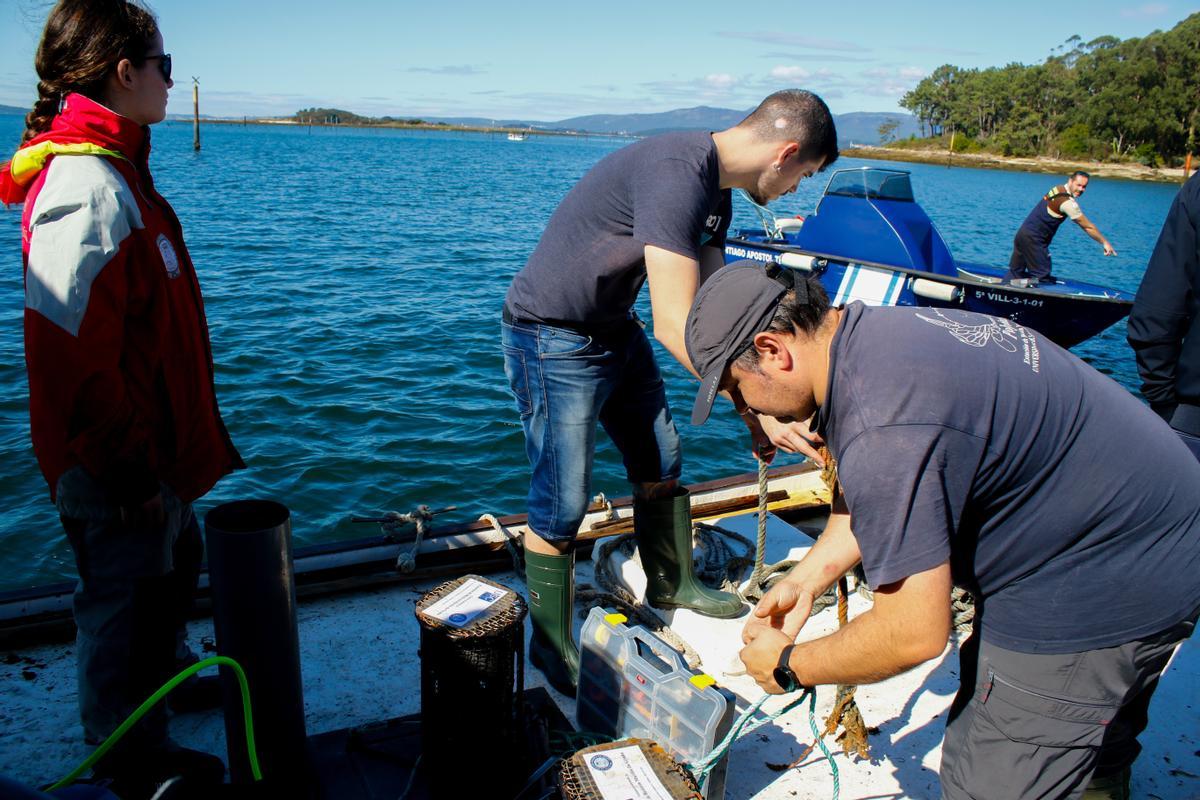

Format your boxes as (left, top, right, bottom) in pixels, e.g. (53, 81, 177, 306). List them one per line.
(725, 236, 1133, 349)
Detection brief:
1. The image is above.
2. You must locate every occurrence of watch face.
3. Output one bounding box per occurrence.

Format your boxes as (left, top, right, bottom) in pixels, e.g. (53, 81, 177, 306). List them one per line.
(773, 666, 797, 692)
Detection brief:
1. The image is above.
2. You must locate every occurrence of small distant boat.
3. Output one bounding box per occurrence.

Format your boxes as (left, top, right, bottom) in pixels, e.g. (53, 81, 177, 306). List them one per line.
(507, 131, 528, 142)
(725, 167, 1134, 348)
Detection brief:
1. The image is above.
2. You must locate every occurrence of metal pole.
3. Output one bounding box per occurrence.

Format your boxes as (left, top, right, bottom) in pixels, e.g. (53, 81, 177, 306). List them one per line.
(192, 78, 200, 151)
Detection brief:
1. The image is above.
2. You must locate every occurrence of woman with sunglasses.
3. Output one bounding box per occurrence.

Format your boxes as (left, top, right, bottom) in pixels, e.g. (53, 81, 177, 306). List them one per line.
(1, 1, 242, 795)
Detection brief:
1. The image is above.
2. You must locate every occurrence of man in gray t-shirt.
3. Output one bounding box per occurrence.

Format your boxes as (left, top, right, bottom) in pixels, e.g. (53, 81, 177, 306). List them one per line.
(685, 263, 1200, 799)
(501, 90, 839, 694)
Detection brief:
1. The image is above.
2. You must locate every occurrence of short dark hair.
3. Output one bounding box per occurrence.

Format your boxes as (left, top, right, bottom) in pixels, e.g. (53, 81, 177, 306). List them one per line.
(733, 275, 831, 373)
(1071, 170, 1091, 181)
(738, 90, 839, 170)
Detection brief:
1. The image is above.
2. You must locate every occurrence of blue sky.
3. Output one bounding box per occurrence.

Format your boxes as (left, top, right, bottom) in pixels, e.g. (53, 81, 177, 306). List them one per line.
(0, 1, 1192, 121)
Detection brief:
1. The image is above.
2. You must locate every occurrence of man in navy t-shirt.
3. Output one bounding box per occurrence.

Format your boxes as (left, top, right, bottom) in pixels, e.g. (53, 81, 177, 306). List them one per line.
(502, 90, 839, 693)
(686, 263, 1200, 800)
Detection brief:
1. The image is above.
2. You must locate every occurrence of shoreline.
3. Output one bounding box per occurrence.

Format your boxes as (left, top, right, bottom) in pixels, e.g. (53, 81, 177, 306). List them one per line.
(177, 116, 634, 140)
(842, 145, 1191, 184)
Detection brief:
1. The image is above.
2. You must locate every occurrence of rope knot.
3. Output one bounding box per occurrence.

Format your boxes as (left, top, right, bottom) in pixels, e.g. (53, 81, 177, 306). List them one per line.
(387, 504, 437, 573)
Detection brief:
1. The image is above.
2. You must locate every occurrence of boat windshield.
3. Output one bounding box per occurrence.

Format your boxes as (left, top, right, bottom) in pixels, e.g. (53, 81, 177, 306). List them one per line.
(823, 168, 915, 202)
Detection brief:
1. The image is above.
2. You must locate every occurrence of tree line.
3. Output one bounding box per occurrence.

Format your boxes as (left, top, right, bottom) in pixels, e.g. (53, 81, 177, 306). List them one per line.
(899, 12, 1199, 165)
(294, 108, 436, 126)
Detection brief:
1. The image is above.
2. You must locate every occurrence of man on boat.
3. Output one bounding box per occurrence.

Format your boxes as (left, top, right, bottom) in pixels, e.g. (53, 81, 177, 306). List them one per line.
(1128, 171, 1200, 461)
(1005, 171, 1117, 284)
(686, 262, 1200, 800)
(501, 90, 838, 693)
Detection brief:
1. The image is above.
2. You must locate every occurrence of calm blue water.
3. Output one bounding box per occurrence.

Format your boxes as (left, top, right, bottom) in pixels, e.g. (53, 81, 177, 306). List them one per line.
(0, 115, 1182, 591)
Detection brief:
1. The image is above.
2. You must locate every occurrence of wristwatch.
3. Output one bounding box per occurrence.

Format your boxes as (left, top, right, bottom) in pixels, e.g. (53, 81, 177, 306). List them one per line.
(773, 644, 801, 692)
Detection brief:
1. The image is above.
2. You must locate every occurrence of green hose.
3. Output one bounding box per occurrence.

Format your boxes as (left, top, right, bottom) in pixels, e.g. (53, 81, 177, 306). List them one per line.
(48, 655, 262, 790)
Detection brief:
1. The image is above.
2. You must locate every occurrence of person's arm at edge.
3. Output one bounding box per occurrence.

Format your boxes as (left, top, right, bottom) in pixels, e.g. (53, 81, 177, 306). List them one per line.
(1127, 181, 1199, 419)
(1074, 213, 1116, 255)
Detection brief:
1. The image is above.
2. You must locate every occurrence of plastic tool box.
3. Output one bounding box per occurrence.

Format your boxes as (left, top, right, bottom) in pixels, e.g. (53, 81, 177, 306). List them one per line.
(576, 607, 737, 800)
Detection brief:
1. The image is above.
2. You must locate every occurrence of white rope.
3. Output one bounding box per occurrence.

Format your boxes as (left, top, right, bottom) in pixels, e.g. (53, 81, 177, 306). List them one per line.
(479, 512, 525, 575)
(386, 505, 434, 573)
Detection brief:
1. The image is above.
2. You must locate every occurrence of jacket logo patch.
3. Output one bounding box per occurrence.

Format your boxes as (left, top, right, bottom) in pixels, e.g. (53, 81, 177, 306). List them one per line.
(156, 234, 181, 279)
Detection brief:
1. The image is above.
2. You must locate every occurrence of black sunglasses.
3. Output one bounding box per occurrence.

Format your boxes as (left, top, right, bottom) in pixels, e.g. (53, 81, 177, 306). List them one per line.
(143, 53, 172, 82)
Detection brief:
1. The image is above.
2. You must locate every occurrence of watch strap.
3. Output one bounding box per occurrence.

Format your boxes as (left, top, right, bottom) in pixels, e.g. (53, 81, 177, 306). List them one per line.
(774, 644, 798, 691)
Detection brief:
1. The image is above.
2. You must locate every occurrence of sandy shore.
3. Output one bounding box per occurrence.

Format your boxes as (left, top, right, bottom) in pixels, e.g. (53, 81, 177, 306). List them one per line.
(842, 145, 1193, 184)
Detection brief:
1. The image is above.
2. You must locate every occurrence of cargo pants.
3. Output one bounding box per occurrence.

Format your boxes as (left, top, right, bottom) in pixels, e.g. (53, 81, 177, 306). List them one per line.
(940, 607, 1198, 799)
(56, 467, 203, 749)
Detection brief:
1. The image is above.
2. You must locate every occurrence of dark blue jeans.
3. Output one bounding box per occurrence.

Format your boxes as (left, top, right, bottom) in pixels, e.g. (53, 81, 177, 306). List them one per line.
(501, 316, 682, 543)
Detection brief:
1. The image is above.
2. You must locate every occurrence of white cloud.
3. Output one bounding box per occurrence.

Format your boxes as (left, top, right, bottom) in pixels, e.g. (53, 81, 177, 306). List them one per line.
(899, 67, 927, 79)
(705, 73, 737, 90)
(770, 66, 812, 80)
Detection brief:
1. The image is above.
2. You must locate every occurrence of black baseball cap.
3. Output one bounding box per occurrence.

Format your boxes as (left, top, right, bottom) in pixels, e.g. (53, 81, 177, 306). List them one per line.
(685, 261, 807, 425)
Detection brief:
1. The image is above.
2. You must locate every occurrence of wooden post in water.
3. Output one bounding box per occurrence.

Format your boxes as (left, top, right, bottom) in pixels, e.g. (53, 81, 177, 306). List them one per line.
(1186, 153, 1193, 182)
(191, 78, 200, 151)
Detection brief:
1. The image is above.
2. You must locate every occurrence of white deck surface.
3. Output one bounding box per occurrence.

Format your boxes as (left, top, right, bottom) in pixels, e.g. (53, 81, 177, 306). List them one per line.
(1, 512, 1196, 798)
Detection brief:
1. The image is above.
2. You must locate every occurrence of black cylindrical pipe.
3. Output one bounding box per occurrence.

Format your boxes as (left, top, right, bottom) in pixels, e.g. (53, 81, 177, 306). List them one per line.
(205, 500, 308, 790)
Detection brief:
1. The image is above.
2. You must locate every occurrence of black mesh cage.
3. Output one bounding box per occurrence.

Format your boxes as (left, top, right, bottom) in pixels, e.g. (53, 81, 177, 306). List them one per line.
(559, 739, 703, 800)
(415, 574, 527, 797)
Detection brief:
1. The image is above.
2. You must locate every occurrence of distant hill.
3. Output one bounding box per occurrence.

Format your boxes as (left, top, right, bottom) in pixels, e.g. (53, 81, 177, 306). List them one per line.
(552, 106, 748, 136)
(0, 104, 27, 116)
(427, 106, 919, 145)
(833, 112, 919, 146)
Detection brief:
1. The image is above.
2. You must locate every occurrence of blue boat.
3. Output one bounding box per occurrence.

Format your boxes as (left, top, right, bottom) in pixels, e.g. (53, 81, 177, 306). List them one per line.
(723, 167, 1134, 348)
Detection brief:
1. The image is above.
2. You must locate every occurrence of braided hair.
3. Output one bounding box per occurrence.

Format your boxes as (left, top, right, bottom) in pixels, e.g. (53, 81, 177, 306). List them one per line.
(21, 0, 159, 144)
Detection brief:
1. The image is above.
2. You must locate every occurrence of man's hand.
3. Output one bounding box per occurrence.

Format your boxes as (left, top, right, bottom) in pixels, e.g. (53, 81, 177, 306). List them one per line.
(740, 625, 793, 694)
(756, 414, 825, 466)
(1102, 242, 1117, 256)
(120, 492, 165, 532)
(743, 579, 815, 643)
(739, 411, 778, 464)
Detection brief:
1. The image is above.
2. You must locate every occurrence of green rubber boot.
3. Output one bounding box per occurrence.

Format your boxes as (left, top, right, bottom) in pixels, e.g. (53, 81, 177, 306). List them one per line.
(1081, 767, 1131, 800)
(524, 548, 580, 695)
(634, 489, 745, 618)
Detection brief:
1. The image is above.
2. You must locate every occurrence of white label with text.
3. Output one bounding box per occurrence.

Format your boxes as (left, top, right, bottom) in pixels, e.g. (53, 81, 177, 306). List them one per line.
(422, 578, 508, 628)
(584, 745, 675, 800)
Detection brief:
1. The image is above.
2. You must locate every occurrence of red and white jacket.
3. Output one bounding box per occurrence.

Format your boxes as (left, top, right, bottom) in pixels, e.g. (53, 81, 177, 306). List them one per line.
(2, 94, 243, 504)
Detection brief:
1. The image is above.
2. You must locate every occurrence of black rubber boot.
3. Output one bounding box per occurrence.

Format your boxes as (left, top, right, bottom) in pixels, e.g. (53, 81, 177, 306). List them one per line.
(634, 489, 745, 618)
(92, 740, 225, 800)
(1081, 767, 1131, 800)
(525, 548, 579, 695)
